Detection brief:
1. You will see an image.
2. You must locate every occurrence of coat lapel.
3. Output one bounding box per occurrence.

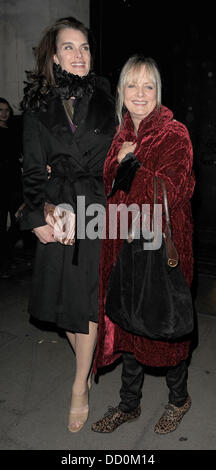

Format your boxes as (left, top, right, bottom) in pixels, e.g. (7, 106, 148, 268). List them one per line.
(39, 95, 76, 148)
(38, 88, 115, 164)
(81, 88, 115, 134)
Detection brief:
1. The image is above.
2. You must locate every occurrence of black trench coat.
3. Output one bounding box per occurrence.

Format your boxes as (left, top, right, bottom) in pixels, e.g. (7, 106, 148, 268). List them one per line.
(22, 81, 116, 333)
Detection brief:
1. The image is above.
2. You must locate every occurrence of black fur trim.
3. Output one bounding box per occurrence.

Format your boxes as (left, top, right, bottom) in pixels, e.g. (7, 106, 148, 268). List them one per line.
(20, 64, 96, 112)
(53, 64, 96, 100)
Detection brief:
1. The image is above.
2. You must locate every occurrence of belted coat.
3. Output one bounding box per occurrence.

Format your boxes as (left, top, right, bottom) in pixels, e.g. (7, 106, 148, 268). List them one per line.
(22, 80, 116, 333)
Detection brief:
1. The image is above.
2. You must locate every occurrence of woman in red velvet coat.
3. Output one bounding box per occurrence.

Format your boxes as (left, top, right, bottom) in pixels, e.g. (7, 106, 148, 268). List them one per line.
(92, 56, 195, 434)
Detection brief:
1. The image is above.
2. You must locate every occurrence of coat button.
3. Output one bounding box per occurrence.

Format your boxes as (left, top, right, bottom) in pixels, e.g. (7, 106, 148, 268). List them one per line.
(94, 128, 100, 134)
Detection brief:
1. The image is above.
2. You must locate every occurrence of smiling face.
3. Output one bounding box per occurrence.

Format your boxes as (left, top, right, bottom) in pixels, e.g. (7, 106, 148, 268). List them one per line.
(123, 64, 157, 131)
(53, 27, 91, 76)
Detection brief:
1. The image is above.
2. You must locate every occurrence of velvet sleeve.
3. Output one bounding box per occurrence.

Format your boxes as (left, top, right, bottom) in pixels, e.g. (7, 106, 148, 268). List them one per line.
(127, 124, 195, 212)
(21, 111, 47, 230)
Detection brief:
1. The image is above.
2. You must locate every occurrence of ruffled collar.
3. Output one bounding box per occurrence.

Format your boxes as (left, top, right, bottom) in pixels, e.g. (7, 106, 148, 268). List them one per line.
(53, 63, 96, 100)
(21, 65, 96, 112)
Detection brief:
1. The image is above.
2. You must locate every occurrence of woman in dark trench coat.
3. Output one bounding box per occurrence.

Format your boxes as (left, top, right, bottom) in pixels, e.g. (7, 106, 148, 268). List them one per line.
(21, 17, 116, 432)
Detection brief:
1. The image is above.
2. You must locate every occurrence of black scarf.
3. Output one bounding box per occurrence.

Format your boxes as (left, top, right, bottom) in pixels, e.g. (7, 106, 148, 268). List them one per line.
(53, 63, 96, 100)
(21, 64, 96, 112)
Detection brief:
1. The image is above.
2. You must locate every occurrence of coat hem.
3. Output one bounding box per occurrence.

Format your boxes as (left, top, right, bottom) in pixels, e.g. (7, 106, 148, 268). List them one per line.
(29, 312, 98, 335)
(94, 342, 191, 374)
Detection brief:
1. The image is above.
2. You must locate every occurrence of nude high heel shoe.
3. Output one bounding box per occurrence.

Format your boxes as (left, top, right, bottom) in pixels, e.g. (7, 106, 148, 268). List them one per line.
(68, 389, 89, 433)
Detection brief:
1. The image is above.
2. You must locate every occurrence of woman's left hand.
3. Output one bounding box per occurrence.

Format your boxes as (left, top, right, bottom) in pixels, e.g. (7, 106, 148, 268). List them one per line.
(117, 141, 137, 163)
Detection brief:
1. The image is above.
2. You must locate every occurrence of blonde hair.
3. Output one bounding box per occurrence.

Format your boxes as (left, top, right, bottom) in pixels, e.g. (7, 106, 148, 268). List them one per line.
(116, 55, 162, 130)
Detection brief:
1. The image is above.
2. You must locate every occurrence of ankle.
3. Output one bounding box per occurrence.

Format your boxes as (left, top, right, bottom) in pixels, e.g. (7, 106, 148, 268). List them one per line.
(72, 382, 88, 396)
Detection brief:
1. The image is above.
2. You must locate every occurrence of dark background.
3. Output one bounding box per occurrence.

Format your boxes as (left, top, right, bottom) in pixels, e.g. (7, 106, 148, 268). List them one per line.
(90, 0, 216, 277)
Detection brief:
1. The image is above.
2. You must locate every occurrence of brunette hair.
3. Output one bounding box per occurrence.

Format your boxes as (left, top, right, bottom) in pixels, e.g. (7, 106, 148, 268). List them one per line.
(0, 97, 13, 125)
(0, 97, 13, 115)
(116, 55, 162, 130)
(35, 16, 94, 84)
(21, 17, 94, 110)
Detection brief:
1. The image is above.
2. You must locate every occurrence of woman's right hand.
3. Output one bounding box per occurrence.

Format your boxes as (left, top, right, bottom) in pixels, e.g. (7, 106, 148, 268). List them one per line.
(117, 141, 137, 163)
(32, 224, 56, 244)
(46, 165, 51, 179)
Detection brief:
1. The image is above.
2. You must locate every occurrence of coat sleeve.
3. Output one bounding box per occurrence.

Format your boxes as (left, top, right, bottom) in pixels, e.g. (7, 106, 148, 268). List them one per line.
(127, 124, 195, 213)
(21, 111, 48, 230)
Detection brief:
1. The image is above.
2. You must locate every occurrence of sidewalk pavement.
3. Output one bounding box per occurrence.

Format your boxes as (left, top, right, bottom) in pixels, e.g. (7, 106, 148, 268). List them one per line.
(0, 254, 216, 458)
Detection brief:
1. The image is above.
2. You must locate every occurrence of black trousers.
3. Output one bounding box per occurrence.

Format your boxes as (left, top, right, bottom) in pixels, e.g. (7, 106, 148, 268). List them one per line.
(119, 352, 188, 412)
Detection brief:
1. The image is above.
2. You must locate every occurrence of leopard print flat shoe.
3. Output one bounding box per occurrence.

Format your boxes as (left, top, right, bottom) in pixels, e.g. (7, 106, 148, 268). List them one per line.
(91, 405, 141, 433)
(154, 395, 191, 434)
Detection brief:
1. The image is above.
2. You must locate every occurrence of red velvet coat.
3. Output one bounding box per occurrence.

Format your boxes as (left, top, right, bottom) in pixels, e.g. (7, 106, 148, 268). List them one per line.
(94, 105, 195, 372)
